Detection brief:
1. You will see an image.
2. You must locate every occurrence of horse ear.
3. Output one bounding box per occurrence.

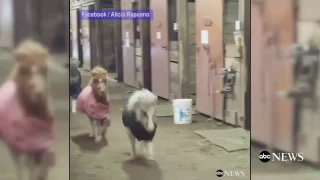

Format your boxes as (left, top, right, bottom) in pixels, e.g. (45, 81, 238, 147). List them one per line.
(91, 71, 97, 77)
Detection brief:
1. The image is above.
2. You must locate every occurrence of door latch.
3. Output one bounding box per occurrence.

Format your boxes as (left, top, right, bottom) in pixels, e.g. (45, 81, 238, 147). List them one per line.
(278, 44, 319, 99)
(216, 68, 237, 97)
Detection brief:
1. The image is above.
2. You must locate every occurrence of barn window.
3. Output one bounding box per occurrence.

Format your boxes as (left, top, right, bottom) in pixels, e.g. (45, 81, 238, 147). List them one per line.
(223, 0, 239, 44)
(168, 0, 178, 42)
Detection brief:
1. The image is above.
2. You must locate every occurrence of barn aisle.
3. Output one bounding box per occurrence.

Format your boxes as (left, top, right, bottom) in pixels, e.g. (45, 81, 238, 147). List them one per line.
(70, 72, 250, 180)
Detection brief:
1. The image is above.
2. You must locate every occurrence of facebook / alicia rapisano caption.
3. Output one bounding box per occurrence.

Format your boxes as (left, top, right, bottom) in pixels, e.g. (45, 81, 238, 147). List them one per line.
(79, 10, 153, 20)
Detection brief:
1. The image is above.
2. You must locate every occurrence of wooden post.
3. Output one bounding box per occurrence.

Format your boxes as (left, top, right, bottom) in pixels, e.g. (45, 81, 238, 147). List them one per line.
(95, 0, 104, 68)
(177, 0, 189, 98)
(113, 0, 123, 82)
(139, 0, 151, 90)
(243, 0, 251, 130)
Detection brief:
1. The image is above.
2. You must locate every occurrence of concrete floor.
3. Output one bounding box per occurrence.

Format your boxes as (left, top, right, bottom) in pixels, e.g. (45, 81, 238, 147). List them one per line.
(0, 51, 69, 180)
(70, 73, 250, 180)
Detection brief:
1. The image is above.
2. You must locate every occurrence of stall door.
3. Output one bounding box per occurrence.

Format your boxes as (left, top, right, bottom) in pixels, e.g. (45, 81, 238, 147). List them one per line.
(295, 0, 320, 163)
(263, 0, 295, 152)
(150, 0, 170, 99)
(80, 6, 91, 70)
(196, 0, 224, 120)
(251, 0, 268, 145)
(89, 5, 98, 69)
(133, 1, 143, 87)
(70, 9, 78, 59)
(223, 0, 246, 127)
(121, 0, 136, 87)
(101, 7, 115, 71)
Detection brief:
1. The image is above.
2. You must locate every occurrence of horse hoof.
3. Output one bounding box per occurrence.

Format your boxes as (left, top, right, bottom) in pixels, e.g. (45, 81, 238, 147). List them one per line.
(95, 136, 102, 143)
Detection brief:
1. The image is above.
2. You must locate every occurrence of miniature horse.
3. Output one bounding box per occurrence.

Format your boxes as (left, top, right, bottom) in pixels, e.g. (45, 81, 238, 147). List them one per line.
(77, 66, 111, 143)
(122, 86, 158, 160)
(70, 58, 82, 114)
(0, 39, 55, 180)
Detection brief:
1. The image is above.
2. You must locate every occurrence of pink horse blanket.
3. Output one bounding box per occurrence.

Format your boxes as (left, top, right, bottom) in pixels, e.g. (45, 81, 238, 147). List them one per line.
(77, 86, 111, 120)
(0, 81, 54, 153)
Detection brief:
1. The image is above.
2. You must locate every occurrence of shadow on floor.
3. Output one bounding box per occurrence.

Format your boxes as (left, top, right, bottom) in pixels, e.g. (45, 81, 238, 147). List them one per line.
(122, 156, 163, 180)
(71, 133, 108, 153)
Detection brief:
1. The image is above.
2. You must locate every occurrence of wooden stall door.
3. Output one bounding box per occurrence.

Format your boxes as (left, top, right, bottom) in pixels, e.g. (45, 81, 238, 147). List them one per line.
(196, 0, 224, 120)
(223, 0, 245, 127)
(296, 0, 320, 163)
(121, 0, 136, 87)
(89, 5, 98, 69)
(133, 1, 143, 88)
(150, 0, 170, 99)
(264, 0, 295, 152)
(251, 1, 268, 144)
(101, 6, 115, 71)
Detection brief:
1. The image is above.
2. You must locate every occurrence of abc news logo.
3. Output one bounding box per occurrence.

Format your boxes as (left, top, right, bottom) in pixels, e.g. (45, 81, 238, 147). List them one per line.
(216, 169, 245, 177)
(259, 151, 304, 163)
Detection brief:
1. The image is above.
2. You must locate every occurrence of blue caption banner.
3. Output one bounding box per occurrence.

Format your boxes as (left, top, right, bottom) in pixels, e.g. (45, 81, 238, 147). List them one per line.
(79, 10, 153, 20)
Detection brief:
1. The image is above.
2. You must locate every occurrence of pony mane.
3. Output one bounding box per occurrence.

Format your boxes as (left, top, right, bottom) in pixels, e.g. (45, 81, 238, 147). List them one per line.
(8, 39, 48, 80)
(127, 89, 158, 111)
(87, 66, 108, 85)
(91, 66, 108, 75)
(14, 39, 49, 61)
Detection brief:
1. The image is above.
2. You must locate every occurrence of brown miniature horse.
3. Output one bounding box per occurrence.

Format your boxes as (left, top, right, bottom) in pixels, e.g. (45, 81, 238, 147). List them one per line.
(2, 39, 55, 180)
(79, 66, 110, 142)
(12, 40, 53, 120)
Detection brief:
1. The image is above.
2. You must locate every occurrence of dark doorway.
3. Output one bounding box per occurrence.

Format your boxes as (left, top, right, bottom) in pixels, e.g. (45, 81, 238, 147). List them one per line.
(77, 9, 84, 68)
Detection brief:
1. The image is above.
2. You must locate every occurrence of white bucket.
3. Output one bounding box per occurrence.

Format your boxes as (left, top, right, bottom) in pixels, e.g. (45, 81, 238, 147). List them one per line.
(172, 99, 192, 124)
